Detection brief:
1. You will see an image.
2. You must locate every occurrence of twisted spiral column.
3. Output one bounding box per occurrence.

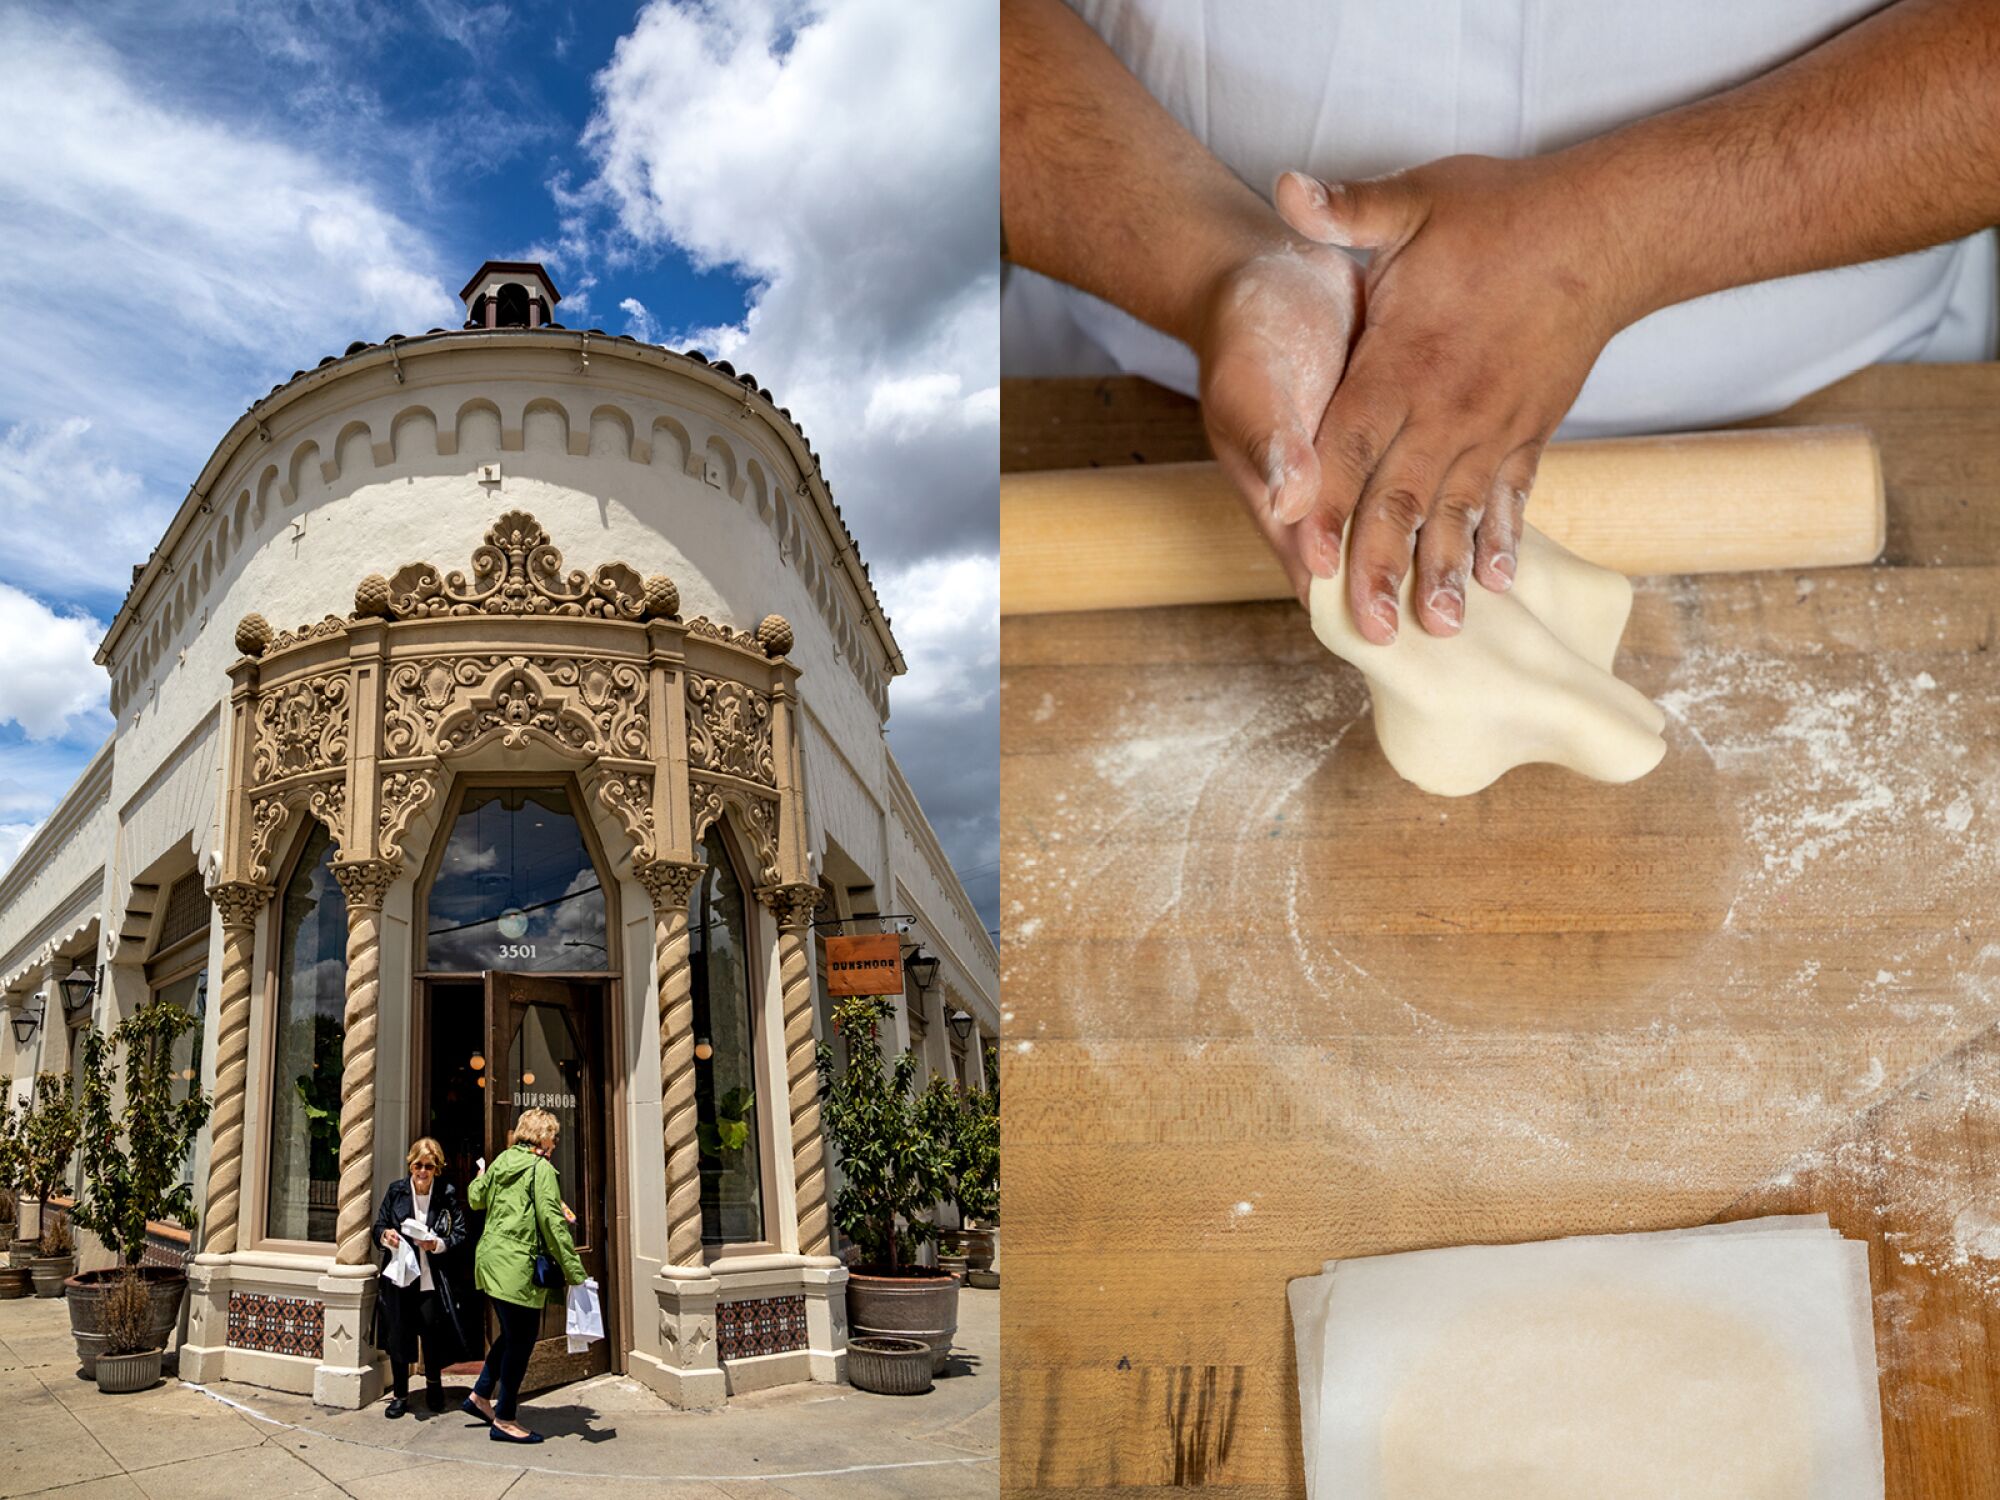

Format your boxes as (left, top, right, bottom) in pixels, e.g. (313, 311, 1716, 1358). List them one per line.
(638, 859, 706, 1268)
(761, 884, 829, 1256)
(200, 882, 273, 1255)
(330, 858, 398, 1266)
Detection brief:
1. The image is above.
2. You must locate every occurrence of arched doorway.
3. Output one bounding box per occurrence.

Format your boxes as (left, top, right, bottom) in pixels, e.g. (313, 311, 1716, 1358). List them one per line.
(414, 777, 620, 1389)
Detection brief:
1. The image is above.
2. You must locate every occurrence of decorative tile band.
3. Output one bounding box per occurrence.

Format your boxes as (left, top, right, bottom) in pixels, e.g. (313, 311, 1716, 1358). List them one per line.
(717, 1293, 808, 1361)
(227, 1290, 325, 1359)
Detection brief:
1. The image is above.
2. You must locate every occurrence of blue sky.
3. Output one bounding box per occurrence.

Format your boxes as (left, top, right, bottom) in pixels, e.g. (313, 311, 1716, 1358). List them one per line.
(0, 0, 999, 932)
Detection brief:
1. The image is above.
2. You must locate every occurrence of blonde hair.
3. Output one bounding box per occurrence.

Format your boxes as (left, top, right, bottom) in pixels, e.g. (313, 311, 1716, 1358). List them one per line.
(511, 1109, 560, 1150)
(406, 1137, 445, 1172)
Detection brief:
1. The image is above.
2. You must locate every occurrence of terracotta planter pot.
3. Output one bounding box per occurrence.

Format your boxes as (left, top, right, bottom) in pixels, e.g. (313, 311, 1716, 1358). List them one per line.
(95, 1348, 162, 1394)
(938, 1252, 969, 1280)
(67, 1269, 187, 1378)
(30, 1255, 75, 1298)
(846, 1270, 959, 1376)
(966, 1267, 999, 1290)
(0, 1266, 31, 1298)
(959, 1225, 996, 1271)
(8, 1239, 38, 1269)
(846, 1335, 935, 1395)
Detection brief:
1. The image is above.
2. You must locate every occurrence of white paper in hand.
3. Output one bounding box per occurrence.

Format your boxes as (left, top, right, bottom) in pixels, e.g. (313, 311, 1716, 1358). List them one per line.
(566, 1277, 604, 1353)
(383, 1236, 420, 1289)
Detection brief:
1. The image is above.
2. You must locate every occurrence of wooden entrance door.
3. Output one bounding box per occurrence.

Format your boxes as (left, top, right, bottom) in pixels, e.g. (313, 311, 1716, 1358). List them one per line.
(417, 973, 613, 1390)
(486, 972, 611, 1388)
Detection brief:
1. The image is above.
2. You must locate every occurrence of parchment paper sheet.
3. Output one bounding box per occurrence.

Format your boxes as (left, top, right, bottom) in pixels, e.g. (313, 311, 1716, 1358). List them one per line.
(1289, 1217, 1883, 1500)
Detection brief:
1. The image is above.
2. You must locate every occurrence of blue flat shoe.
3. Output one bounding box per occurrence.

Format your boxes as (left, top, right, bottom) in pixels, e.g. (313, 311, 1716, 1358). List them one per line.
(489, 1426, 544, 1444)
(459, 1397, 493, 1425)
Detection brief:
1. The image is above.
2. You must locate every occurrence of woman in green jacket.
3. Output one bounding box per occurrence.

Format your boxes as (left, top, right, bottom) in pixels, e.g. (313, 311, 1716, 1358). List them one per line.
(459, 1108, 586, 1443)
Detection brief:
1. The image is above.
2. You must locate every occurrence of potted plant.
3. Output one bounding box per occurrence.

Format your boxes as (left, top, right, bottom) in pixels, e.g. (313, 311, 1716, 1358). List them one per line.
(92, 1269, 161, 1393)
(20, 1072, 79, 1295)
(31, 1215, 75, 1296)
(0, 1109, 29, 1295)
(817, 997, 958, 1383)
(941, 1076, 999, 1288)
(66, 1001, 211, 1377)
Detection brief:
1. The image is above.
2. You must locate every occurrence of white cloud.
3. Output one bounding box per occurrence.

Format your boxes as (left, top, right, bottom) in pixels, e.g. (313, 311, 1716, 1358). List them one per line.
(0, 822, 42, 873)
(0, 8, 458, 600)
(582, 0, 999, 565)
(619, 296, 660, 343)
(0, 585, 110, 740)
(877, 554, 997, 718)
(0, 418, 167, 598)
(581, 0, 999, 917)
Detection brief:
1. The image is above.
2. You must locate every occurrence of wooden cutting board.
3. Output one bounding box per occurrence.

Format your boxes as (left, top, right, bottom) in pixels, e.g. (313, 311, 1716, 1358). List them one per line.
(999, 366, 2000, 1497)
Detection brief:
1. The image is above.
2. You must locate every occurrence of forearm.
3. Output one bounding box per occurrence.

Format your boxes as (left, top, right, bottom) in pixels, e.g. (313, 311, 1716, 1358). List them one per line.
(1000, 0, 1288, 342)
(1570, 0, 2000, 323)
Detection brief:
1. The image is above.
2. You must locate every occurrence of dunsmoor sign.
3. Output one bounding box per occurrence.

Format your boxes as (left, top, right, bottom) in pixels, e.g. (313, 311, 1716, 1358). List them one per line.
(824, 933, 903, 997)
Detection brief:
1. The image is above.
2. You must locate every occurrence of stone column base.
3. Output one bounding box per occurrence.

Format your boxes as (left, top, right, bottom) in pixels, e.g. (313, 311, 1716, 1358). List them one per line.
(312, 1265, 384, 1408)
(801, 1261, 849, 1385)
(628, 1266, 726, 1410)
(178, 1254, 232, 1384)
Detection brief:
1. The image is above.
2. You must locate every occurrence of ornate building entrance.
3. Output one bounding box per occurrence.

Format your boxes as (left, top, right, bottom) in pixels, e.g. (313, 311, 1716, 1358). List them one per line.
(177, 510, 843, 1408)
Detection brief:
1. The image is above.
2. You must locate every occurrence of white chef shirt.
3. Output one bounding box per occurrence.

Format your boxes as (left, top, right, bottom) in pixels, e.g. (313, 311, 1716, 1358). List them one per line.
(411, 1188, 434, 1292)
(1001, 0, 1998, 436)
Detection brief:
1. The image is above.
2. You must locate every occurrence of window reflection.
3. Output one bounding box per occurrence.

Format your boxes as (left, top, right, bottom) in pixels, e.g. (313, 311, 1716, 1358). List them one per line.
(153, 969, 207, 1193)
(267, 826, 345, 1242)
(507, 1004, 588, 1245)
(689, 826, 764, 1247)
(426, 787, 608, 973)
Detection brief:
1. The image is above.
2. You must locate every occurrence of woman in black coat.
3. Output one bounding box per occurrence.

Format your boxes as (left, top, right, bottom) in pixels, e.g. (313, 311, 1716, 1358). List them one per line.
(373, 1137, 473, 1417)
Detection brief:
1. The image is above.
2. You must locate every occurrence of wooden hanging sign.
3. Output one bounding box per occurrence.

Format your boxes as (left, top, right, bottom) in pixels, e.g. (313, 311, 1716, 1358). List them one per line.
(824, 933, 904, 997)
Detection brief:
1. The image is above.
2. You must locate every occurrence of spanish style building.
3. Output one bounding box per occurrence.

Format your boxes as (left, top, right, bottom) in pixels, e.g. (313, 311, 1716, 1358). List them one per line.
(0, 262, 998, 1408)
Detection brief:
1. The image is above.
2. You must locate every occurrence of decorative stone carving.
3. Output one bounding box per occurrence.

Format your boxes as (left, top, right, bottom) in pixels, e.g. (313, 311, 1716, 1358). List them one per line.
(330, 857, 398, 912)
(593, 769, 658, 864)
(202, 880, 272, 1256)
(384, 655, 648, 761)
(306, 782, 348, 852)
(246, 795, 293, 884)
(757, 882, 820, 931)
(234, 613, 273, 658)
(209, 880, 273, 930)
(685, 675, 774, 784)
(376, 768, 438, 864)
(690, 776, 781, 887)
(642, 574, 680, 620)
(268, 615, 349, 654)
(635, 857, 704, 912)
(377, 510, 660, 620)
(353, 573, 393, 619)
(251, 673, 350, 784)
(755, 614, 794, 658)
(684, 616, 762, 649)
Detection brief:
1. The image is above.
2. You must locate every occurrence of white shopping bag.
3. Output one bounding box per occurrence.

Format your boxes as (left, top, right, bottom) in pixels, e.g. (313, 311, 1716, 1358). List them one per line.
(565, 1277, 603, 1353)
(383, 1234, 420, 1288)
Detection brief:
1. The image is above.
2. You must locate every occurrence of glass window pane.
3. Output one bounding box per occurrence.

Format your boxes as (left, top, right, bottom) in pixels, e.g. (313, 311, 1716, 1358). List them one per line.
(689, 827, 763, 1246)
(153, 969, 207, 1196)
(506, 1003, 588, 1245)
(425, 787, 607, 973)
(267, 825, 346, 1242)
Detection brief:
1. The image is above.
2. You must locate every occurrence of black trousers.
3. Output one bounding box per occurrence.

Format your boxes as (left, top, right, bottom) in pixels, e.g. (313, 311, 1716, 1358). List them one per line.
(473, 1296, 541, 1421)
(388, 1287, 450, 1399)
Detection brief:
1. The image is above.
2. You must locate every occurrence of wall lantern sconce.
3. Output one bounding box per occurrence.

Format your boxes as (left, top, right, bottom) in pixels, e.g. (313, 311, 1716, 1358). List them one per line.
(905, 947, 940, 997)
(948, 1008, 975, 1042)
(59, 962, 98, 1015)
(10, 1001, 43, 1046)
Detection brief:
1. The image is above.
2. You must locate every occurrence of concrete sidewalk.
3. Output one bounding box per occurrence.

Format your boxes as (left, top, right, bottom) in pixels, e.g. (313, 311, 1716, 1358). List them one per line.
(0, 1288, 997, 1499)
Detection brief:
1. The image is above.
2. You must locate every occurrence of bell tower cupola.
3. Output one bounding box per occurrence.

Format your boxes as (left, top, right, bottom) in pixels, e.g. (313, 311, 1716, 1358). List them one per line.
(459, 260, 562, 330)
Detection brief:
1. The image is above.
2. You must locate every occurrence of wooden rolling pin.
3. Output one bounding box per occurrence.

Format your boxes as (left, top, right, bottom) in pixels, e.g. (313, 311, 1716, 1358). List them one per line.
(1000, 425, 1883, 615)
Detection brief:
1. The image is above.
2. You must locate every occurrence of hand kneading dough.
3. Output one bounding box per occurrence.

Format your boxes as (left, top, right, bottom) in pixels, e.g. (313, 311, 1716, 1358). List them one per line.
(1309, 525, 1667, 795)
